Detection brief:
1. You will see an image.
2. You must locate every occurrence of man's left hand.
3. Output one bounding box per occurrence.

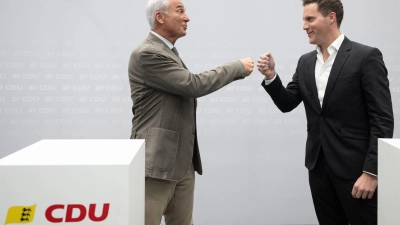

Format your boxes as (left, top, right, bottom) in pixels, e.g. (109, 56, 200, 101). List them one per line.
(351, 173, 378, 199)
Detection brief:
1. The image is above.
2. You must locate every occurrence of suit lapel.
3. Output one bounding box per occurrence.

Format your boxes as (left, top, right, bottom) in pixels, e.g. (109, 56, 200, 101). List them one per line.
(147, 33, 187, 69)
(321, 37, 352, 111)
(307, 51, 321, 111)
(168, 48, 187, 69)
(180, 60, 188, 69)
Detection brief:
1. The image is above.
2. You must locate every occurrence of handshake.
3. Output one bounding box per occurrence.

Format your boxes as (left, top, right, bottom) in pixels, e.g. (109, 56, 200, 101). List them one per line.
(239, 52, 277, 80)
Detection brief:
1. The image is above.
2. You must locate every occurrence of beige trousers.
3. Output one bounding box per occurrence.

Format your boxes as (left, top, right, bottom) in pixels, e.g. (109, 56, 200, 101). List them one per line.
(145, 164, 195, 225)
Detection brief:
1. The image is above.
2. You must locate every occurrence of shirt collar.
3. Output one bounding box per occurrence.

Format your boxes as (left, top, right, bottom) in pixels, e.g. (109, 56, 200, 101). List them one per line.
(316, 33, 345, 55)
(151, 31, 174, 49)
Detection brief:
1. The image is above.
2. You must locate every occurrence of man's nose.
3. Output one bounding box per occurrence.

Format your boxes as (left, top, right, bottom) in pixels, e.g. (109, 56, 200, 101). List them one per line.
(303, 22, 309, 30)
(183, 13, 190, 22)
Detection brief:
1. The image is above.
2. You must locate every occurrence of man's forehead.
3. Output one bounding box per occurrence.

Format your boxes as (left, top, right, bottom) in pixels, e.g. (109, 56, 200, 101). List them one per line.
(303, 4, 320, 15)
(304, 3, 318, 12)
(170, 0, 184, 8)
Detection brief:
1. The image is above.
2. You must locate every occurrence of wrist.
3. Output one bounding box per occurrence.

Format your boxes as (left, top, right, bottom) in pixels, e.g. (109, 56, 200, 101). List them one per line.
(265, 71, 276, 80)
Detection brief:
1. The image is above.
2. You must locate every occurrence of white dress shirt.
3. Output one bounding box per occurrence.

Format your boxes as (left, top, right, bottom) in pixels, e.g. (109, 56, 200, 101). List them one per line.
(151, 31, 174, 49)
(315, 33, 344, 107)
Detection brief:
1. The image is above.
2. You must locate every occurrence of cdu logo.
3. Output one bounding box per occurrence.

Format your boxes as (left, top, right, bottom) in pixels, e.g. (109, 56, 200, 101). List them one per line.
(4, 204, 36, 224)
(45, 203, 110, 223)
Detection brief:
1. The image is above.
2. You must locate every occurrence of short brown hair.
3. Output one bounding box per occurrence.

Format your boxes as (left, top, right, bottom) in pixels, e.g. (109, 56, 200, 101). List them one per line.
(302, 0, 344, 27)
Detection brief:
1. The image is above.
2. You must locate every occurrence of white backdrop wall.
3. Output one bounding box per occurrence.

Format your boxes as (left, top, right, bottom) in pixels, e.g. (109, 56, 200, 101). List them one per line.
(0, 0, 399, 224)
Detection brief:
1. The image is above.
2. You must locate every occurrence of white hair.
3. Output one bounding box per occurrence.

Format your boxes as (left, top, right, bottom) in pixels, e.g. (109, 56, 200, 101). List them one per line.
(146, 0, 170, 29)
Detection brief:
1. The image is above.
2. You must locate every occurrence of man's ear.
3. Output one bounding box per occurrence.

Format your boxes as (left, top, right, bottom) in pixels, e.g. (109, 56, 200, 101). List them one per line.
(155, 11, 164, 25)
(328, 12, 337, 26)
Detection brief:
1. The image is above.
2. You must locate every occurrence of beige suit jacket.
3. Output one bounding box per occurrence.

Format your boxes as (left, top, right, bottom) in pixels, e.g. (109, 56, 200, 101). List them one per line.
(129, 33, 246, 181)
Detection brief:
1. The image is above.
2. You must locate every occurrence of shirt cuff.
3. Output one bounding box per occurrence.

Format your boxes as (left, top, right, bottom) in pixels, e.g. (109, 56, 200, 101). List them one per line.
(264, 74, 277, 85)
(363, 171, 377, 177)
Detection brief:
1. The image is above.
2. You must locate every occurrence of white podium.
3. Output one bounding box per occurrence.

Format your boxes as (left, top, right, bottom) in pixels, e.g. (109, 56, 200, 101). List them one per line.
(0, 139, 145, 225)
(378, 139, 400, 225)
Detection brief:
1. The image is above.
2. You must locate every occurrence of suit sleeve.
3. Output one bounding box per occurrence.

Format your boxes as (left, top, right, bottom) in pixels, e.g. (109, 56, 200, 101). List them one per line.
(136, 46, 246, 98)
(361, 48, 394, 175)
(261, 57, 303, 112)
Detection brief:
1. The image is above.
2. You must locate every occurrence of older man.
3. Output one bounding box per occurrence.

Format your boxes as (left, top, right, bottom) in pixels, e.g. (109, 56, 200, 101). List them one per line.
(257, 0, 393, 224)
(128, 0, 254, 224)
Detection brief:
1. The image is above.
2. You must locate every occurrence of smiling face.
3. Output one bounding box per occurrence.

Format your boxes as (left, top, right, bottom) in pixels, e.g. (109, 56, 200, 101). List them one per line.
(303, 3, 332, 48)
(156, 0, 190, 44)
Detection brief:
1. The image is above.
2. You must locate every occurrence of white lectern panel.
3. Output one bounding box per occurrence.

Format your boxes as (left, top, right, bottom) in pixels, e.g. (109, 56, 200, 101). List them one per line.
(0, 139, 144, 225)
(378, 139, 400, 225)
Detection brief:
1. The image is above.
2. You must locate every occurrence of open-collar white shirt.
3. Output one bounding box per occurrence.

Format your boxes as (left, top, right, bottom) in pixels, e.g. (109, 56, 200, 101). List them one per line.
(315, 33, 345, 107)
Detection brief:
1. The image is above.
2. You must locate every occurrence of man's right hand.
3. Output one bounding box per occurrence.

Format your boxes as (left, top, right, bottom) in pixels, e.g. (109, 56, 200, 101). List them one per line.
(257, 52, 276, 80)
(239, 58, 254, 76)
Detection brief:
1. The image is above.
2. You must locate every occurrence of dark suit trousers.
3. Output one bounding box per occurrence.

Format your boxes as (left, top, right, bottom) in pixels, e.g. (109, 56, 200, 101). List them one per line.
(309, 150, 377, 225)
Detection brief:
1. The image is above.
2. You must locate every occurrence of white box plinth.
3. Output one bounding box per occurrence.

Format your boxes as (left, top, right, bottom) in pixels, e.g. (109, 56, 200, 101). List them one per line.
(378, 139, 400, 225)
(0, 139, 145, 225)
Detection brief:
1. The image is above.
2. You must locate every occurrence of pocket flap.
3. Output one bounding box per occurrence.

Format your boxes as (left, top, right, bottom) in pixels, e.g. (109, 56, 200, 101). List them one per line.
(341, 127, 369, 140)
